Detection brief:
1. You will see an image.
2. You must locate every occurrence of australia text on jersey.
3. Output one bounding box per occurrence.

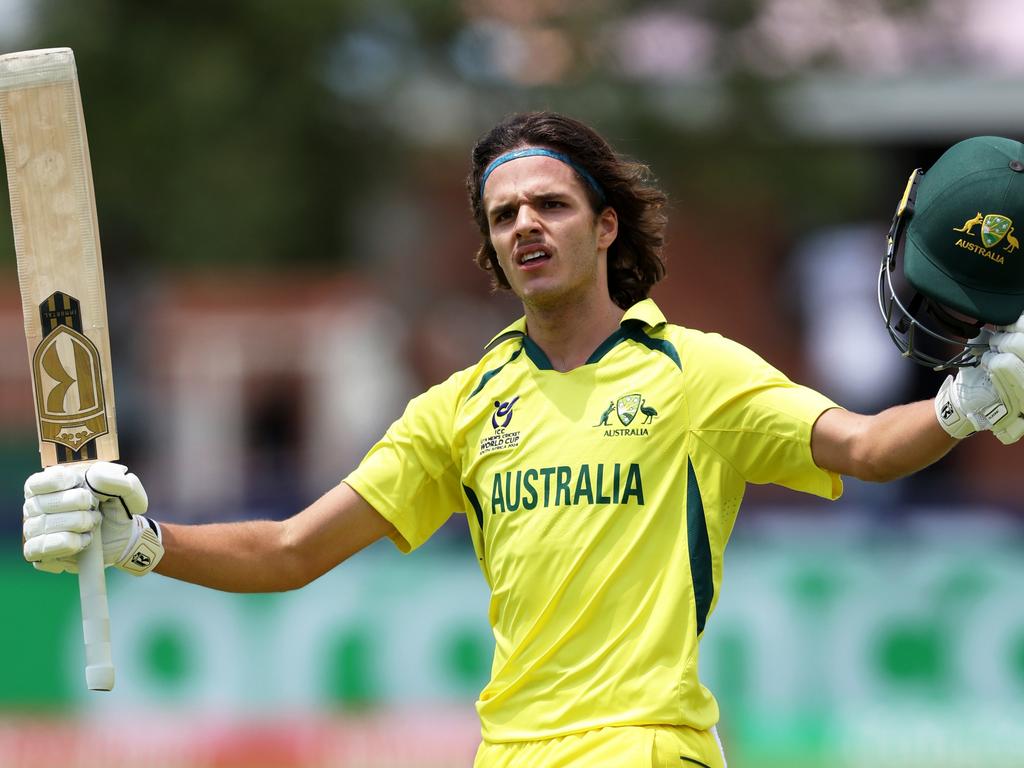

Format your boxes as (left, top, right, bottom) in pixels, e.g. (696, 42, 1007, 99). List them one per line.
(490, 462, 645, 514)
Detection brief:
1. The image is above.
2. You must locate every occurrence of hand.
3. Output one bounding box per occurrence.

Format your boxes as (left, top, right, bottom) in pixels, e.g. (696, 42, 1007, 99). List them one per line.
(987, 315, 1024, 444)
(933, 321, 1024, 444)
(934, 363, 1010, 440)
(23, 462, 163, 576)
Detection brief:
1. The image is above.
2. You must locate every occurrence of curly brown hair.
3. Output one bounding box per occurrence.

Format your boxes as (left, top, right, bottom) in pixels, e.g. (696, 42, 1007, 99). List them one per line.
(467, 112, 668, 311)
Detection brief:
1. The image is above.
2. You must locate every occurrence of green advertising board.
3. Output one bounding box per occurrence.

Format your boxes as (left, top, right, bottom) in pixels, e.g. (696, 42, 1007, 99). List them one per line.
(2, 521, 1023, 768)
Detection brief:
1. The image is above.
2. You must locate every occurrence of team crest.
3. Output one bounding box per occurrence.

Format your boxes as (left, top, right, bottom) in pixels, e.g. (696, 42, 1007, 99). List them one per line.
(981, 214, 1012, 248)
(953, 212, 1019, 265)
(616, 394, 641, 426)
(594, 393, 658, 435)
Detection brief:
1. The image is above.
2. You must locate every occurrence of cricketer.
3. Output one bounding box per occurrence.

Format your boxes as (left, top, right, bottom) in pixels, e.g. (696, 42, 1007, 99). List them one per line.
(21, 113, 1024, 767)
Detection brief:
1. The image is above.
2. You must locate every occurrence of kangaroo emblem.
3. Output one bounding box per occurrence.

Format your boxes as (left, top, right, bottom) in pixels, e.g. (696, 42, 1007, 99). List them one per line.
(595, 401, 615, 427)
(1005, 227, 1019, 253)
(954, 212, 984, 235)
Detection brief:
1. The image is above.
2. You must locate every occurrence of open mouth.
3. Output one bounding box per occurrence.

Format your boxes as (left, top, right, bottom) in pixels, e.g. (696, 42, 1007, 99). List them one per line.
(517, 247, 551, 268)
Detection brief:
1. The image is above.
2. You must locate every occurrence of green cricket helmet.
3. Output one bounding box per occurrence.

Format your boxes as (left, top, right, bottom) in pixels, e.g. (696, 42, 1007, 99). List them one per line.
(879, 136, 1024, 370)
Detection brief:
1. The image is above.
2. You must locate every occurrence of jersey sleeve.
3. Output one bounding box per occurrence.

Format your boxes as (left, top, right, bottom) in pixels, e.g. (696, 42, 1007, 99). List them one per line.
(343, 373, 465, 552)
(684, 332, 843, 500)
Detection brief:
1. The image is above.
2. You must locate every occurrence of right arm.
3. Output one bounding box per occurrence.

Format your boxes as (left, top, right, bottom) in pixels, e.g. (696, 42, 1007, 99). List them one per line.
(23, 466, 396, 594)
(152, 371, 467, 590)
(157, 482, 396, 593)
(26, 376, 465, 590)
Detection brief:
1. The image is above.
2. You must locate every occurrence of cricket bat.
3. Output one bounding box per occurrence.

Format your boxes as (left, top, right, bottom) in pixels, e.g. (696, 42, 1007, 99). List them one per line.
(0, 48, 117, 691)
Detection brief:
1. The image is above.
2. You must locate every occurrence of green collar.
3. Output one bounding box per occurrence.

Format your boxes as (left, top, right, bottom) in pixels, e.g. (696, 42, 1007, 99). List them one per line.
(483, 299, 676, 371)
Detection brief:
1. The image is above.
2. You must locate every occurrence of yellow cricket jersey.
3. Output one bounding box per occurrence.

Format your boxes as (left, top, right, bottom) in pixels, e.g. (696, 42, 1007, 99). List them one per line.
(344, 299, 842, 743)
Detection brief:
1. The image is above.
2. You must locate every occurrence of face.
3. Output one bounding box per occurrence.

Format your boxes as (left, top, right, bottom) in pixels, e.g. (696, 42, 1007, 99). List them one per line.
(482, 154, 617, 310)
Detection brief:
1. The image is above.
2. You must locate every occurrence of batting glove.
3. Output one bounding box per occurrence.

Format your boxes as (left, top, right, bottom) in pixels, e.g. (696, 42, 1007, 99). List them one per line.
(986, 315, 1024, 445)
(23, 462, 163, 576)
(934, 322, 1024, 444)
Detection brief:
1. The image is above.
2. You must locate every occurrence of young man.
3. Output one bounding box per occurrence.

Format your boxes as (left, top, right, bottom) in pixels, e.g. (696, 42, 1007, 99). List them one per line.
(22, 114, 1024, 768)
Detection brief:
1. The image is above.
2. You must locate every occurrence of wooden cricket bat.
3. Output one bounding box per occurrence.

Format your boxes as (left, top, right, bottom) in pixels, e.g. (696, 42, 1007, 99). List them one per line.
(0, 48, 117, 691)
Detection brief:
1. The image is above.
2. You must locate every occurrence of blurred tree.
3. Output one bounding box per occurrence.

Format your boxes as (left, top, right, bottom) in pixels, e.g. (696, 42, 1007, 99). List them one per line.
(11, 0, 445, 271)
(0, 0, 989, 277)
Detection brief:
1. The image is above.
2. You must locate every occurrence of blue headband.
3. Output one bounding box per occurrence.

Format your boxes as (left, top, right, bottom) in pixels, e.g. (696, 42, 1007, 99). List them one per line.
(479, 147, 605, 203)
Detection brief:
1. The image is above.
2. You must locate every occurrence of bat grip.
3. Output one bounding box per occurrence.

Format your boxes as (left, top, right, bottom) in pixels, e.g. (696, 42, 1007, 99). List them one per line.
(78, 526, 114, 691)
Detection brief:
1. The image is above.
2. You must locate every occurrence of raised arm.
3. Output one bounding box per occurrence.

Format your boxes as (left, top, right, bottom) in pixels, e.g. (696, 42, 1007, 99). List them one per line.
(158, 482, 395, 592)
(811, 336, 1024, 482)
(811, 402, 955, 483)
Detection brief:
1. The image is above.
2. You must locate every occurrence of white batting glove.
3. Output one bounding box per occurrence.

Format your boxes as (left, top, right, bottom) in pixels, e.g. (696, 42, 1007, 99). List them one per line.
(934, 363, 1009, 439)
(986, 315, 1024, 445)
(23, 462, 163, 576)
(934, 321, 1024, 444)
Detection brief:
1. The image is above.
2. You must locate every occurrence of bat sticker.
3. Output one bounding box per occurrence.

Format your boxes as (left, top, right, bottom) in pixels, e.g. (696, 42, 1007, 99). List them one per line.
(31, 291, 108, 460)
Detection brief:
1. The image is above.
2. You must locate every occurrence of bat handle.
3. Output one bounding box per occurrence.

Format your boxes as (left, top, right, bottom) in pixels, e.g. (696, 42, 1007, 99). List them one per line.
(78, 525, 114, 691)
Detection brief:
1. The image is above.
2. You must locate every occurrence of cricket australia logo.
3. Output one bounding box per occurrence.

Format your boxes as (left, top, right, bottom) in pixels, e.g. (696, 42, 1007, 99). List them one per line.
(953, 212, 1018, 265)
(479, 396, 522, 456)
(595, 393, 657, 437)
(31, 292, 109, 455)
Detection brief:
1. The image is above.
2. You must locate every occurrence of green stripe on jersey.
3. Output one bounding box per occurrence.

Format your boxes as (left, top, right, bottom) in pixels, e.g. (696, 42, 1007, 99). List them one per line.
(687, 458, 714, 635)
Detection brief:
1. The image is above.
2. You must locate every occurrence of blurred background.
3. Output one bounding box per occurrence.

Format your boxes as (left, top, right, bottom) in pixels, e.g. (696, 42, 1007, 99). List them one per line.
(1, 1, 1023, 766)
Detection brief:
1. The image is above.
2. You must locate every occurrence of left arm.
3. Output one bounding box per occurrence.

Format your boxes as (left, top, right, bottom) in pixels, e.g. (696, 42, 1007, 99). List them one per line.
(812, 319, 1024, 482)
(811, 402, 957, 483)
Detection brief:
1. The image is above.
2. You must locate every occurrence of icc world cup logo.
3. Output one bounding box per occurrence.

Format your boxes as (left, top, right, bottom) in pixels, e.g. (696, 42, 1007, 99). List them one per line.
(492, 396, 519, 430)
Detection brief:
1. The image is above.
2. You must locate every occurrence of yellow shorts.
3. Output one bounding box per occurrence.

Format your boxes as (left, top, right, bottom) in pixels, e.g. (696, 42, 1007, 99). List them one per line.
(474, 724, 727, 768)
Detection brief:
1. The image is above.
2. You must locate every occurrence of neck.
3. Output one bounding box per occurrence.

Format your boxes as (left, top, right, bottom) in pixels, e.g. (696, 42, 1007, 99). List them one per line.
(523, 293, 624, 372)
